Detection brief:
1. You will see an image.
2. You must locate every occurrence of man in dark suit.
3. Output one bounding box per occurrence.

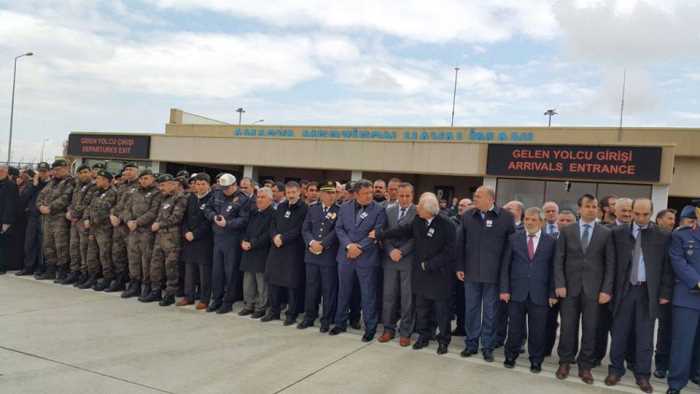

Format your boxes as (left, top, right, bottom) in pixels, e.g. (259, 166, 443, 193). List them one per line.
(378, 182, 416, 346)
(456, 185, 515, 362)
(0, 164, 19, 275)
(298, 181, 340, 332)
(554, 194, 615, 385)
(376, 192, 456, 354)
(500, 207, 557, 373)
(330, 179, 387, 342)
(497, 199, 526, 350)
(604, 198, 673, 393)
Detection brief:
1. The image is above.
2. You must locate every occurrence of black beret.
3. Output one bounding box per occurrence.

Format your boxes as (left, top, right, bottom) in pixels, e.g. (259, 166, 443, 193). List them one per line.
(138, 169, 154, 178)
(157, 174, 175, 183)
(123, 162, 138, 170)
(37, 162, 50, 171)
(91, 162, 106, 170)
(51, 159, 68, 168)
(96, 170, 113, 181)
(76, 164, 91, 172)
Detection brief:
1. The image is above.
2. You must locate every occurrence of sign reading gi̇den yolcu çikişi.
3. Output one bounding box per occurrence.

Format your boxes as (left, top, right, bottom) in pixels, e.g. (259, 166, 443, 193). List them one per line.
(233, 127, 535, 142)
(67, 134, 151, 159)
(486, 144, 663, 182)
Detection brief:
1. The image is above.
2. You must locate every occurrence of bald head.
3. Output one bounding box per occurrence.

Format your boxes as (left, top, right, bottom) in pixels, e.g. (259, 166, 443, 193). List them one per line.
(474, 186, 495, 212)
(632, 198, 653, 226)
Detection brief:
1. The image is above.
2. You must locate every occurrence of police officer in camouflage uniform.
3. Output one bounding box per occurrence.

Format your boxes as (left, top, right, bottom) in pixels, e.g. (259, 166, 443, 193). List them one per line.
(36, 160, 75, 281)
(109, 163, 139, 291)
(62, 164, 97, 285)
(121, 169, 162, 299)
(79, 170, 117, 290)
(140, 174, 188, 306)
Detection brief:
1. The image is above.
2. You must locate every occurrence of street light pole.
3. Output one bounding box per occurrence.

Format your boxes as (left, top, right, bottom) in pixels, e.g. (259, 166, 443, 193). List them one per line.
(450, 67, 460, 127)
(7, 52, 34, 163)
(544, 109, 558, 127)
(235, 107, 246, 126)
(40, 138, 48, 162)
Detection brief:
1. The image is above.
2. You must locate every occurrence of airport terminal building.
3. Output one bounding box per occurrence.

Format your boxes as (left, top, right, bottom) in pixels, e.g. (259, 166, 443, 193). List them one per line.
(66, 109, 699, 214)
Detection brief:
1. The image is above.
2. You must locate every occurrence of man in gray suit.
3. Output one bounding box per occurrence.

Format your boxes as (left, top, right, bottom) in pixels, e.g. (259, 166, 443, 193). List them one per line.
(554, 193, 615, 385)
(378, 182, 416, 346)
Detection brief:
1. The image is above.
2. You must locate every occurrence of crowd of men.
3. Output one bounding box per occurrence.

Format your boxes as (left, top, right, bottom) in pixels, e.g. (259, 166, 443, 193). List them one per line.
(2, 160, 700, 394)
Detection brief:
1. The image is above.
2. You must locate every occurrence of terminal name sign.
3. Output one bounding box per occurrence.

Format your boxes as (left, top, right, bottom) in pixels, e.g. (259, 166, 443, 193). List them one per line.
(68, 134, 151, 159)
(486, 144, 662, 182)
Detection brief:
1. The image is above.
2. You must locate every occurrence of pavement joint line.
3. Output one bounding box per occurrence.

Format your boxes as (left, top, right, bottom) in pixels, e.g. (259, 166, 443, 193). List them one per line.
(0, 345, 175, 394)
(272, 341, 374, 394)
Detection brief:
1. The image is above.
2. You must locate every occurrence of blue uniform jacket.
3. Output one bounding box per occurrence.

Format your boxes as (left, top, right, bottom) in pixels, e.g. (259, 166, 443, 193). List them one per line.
(670, 226, 700, 310)
(302, 202, 340, 266)
(202, 189, 250, 239)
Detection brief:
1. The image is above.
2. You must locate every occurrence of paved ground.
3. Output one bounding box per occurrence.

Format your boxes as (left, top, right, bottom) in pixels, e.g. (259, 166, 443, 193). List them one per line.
(0, 273, 689, 394)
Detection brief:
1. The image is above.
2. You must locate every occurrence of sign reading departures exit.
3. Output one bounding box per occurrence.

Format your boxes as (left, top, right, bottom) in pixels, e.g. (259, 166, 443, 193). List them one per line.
(67, 134, 151, 159)
(486, 144, 663, 182)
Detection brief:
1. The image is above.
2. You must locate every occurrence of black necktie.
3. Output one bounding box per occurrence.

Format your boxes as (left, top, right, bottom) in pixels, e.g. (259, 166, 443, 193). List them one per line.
(399, 208, 406, 221)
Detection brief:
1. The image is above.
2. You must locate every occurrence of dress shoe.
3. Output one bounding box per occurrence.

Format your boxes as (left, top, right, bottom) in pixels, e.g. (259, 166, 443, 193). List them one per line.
(216, 304, 233, 314)
(260, 312, 281, 322)
(159, 295, 175, 307)
(399, 337, 411, 347)
(329, 326, 346, 336)
(654, 369, 667, 379)
(319, 324, 330, 333)
(437, 343, 448, 355)
(176, 298, 193, 307)
(530, 364, 542, 374)
(283, 315, 298, 326)
(361, 332, 375, 342)
(451, 327, 466, 337)
(15, 269, 33, 276)
(121, 281, 141, 298)
(206, 302, 221, 312)
(93, 278, 110, 291)
(238, 308, 254, 317)
(297, 320, 314, 330)
(604, 374, 621, 386)
(250, 310, 266, 319)
(482, 351, 495, 362)
(460, 348, 477, 358)
(195, 302, 208, 311)
(667, 389, 680, 394)
(578, 368, 594, 384)
(504, 358, 516, 369)
(140, 284, 151, 299)
(555, 363, 570, 380)
(78, 274, 97, 289)
(350, 319, 362, 330)
(139, 290, 161, 303)
(413, 337, 429, 350)
(378, 331, 395, 343)
(636, 377, 653, 393)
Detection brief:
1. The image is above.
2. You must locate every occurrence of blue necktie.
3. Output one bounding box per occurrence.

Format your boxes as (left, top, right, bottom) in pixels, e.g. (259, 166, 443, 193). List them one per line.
(581, 224, 591, 252)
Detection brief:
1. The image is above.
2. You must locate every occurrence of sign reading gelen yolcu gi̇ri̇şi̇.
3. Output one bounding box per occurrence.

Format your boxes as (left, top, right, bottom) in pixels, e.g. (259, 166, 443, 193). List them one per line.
(67, 134, 151, 160)
(486, 144, 663, 183)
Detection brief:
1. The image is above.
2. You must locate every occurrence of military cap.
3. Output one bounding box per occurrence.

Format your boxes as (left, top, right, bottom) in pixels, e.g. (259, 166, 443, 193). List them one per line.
(138, 169, 154, 178)
(91, 162, 106, 170)
(320, 181, 337, 193)
(123, 162, 138, 170)
(51, 159, 68, 168)
(96, 170, 113, 181)
(37, 162, 50, 171)
(680, 205, 698, 220)
(176, 170, 190, 178)
(76, 164, 91, 172)
(157, 173, 175, 183)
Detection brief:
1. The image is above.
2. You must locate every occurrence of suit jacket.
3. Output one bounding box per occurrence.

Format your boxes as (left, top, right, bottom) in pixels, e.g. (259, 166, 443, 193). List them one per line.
(240, 206, 274, 273)
(554, 221, 615, 300)
(382, 204, 416, 271)
(335, 200, 387, 268)
(611, 223, 673, 318)
(380, 213, 456, 300)
(458, 206, 515, 284)
(0, 177, 19, 226)
(670, 226, 700, 310)
(181, 192, 214, 264)
(302, 202, 340, 266)
(500, 230, 557, 306)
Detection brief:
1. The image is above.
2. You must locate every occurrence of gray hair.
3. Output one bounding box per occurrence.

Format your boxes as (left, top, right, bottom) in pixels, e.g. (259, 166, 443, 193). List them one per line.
(616, 197, 633, 207)
(419, 192, 440, 216)
(476, 185, 496, 200)
(257, 186, 273, 199)
(543, 201, 559, 212)
(524, 206, 544, 221)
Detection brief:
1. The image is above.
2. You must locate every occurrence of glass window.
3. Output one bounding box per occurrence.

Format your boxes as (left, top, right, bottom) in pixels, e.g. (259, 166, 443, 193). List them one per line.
(496, 178, 545, 209)
(597, 183, 651, 200)
(545, 181, 597, 213)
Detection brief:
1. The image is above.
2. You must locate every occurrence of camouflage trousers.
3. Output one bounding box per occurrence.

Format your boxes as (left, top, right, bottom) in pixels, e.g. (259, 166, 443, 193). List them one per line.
(86, 225, 113, 278)
(150, 229, 181, 296)
(43, 215, 71, 269)
(127, 229, 154, 283)
(69, 222, 89, 273)
(111, 224, 129, 276)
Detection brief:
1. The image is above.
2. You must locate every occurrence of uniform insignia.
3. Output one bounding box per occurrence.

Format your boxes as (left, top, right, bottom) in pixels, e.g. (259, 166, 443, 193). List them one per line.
(326, 212, 337, 220)
(427, 227, 435, 237)
(81, 186, 87, 191)
(226, 205, 233, 212)
(200, 204, 206, 210)
(146, 192, 152, 197)
(163, 204, 171, 209)
(486, 220, 493, 228)
(360, 212, 368, 220)
(100, 193, 106, 199)
(284, 210, 291, 219)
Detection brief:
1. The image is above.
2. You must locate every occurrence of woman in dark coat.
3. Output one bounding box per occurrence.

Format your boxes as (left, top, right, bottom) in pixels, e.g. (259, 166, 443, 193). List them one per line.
(263, 181, 308, 325)
(239, 188, 275, 318)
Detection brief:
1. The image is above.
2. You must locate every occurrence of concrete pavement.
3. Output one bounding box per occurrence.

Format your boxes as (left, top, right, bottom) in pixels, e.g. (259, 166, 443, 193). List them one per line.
(0, 273, 688, 393)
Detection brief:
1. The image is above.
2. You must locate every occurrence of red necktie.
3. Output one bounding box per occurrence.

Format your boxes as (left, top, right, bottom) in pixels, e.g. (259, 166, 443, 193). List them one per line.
(527, 234, 535, 261)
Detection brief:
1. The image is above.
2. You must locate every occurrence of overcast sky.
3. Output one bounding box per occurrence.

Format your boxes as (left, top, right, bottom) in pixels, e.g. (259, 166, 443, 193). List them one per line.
(1, 0, 699, 162)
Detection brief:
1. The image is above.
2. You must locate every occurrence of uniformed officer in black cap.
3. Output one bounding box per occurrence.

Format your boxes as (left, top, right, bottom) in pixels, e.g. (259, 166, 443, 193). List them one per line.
(17, 162, 51, 276)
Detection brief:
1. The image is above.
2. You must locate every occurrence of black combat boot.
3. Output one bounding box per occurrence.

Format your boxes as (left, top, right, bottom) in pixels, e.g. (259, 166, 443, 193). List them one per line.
(121, 280, 141, 299)
(37, 266, 56, 280)
(73, 273, 87, 287)
(139, 283, 151, 300)
(53, 267, 67, 283)
(139, 289, 161, 303)
(61, 271, 80, 285)
(93, 277, 110, 291)
(159, 294, 175, 307)
(78, 274, 97, 289)
(105, 273, 126, 293)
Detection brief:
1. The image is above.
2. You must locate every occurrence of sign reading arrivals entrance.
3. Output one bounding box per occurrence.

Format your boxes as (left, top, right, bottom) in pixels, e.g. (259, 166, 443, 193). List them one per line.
(486, 144, 662, 182)
(68, 134, 151, 159)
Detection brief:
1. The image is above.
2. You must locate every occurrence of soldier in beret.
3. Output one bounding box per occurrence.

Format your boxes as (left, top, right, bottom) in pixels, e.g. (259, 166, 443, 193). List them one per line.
(80, 171, 117, 289)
